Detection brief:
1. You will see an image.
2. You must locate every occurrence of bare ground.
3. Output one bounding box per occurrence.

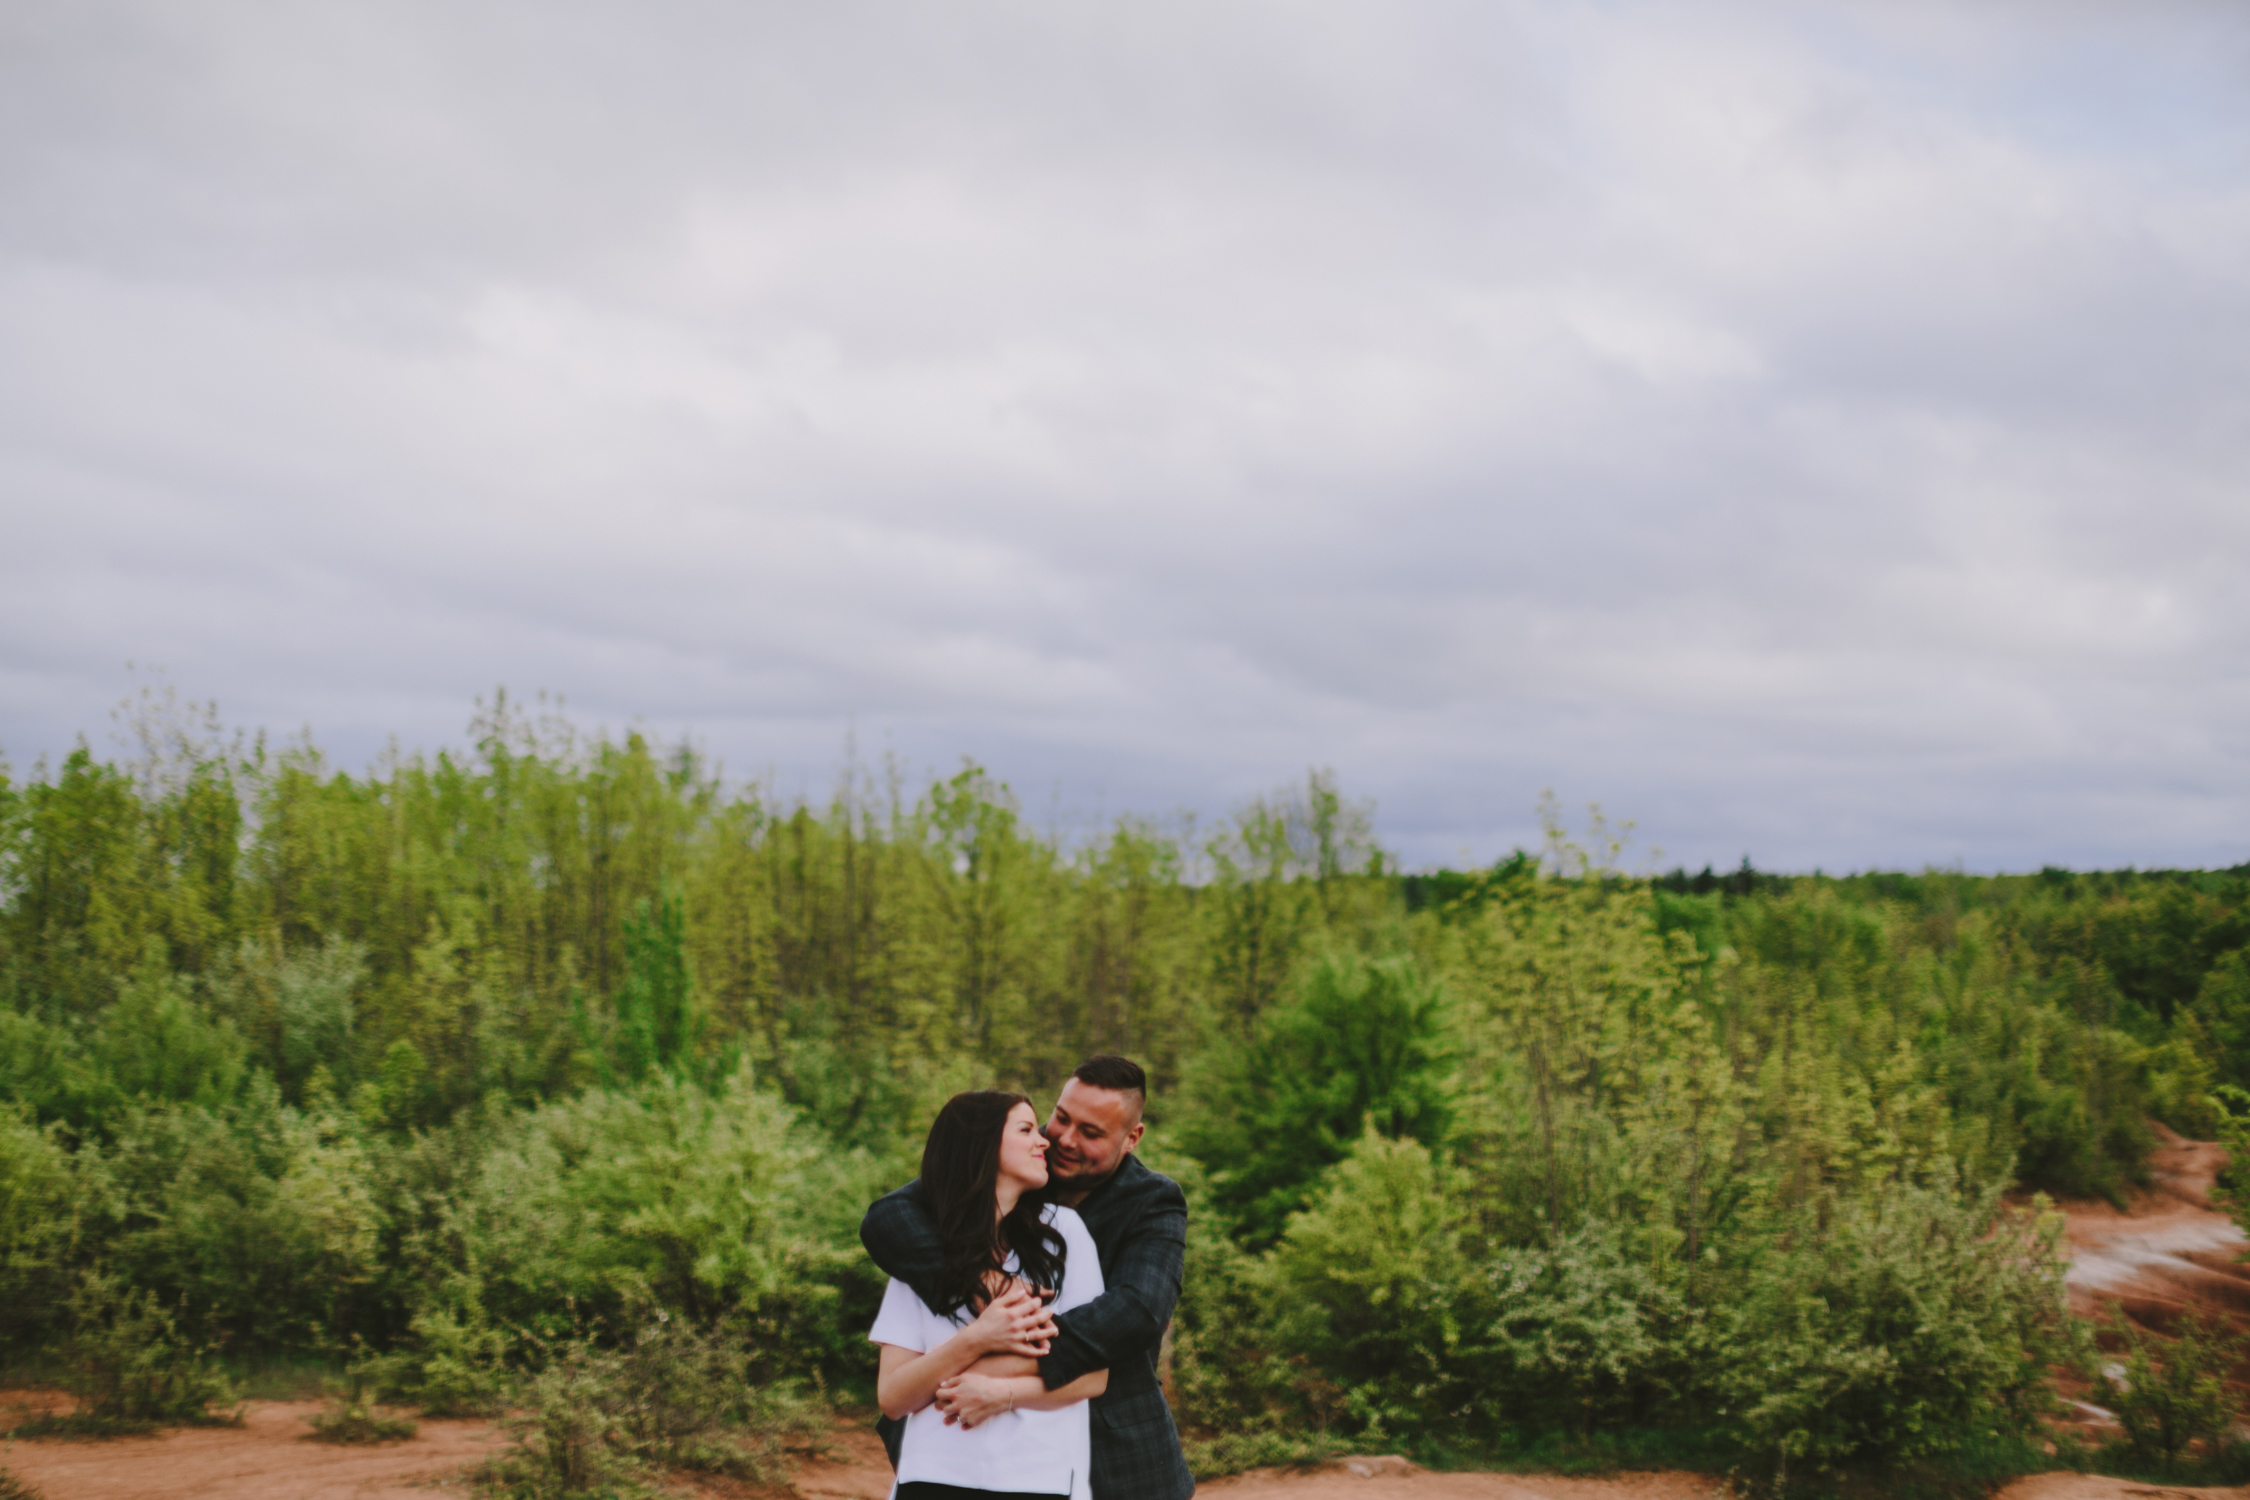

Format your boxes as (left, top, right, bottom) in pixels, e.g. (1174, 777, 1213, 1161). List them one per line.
(2056, 1124, 2250, 1335)
(9, 1133, 2250, 1500)
(7, 1395, 2249, 1500)
(0, 1397, 504, 1499)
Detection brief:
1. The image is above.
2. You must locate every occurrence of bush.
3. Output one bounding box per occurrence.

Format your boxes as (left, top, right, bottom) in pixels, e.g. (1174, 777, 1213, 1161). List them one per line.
(2012, 1021, 2155, 1203)
(1264, 1132, 1471, 1439)
(40, 1272, 238, 1434)
(305, 1346, 420, 1443)
(2094, 1304, 2246, 1467)
(305, 1391, 418, 1444)
(361, 1305, 511, 1417)
(1457, 1220, 1687, 1435)
(0, 1008, 120, 1135)
(1162, 1150, 1331, 1456)
(1191, 1126, 2077, 1484)
(0, 1106, 104, 1356)
(0, 1467, 45, 1500)
(484, 1310, 821, 1498)
(1181, 1428, 1356, 1478)
(97, 1087, 383, 1356)
(1713, 1177, 2073, 1479)
(428, 1069, 867, 1380)
(90, 955, 247, 1110)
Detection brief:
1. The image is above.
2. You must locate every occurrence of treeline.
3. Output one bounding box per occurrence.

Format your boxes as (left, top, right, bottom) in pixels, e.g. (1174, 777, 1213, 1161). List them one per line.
(4, 697, 2249, 1484)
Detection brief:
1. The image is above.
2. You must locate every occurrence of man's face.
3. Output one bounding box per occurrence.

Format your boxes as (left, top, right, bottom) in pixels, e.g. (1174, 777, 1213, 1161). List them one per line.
(1043, 1079, 1145, 1188)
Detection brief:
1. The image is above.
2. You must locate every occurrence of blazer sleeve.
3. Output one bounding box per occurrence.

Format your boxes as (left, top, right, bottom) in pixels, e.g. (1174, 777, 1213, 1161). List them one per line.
(859, 1179, 949, 1315)
(1039, 1172, 1188, 1391)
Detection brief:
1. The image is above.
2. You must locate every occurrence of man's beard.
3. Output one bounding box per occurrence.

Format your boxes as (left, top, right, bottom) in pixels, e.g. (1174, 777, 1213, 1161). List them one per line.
(1044, 1152, 1120, 1194)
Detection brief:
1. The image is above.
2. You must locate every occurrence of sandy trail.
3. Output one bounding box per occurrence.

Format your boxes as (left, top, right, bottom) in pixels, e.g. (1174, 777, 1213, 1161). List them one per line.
(1203, 1464, 1720, 1500)
(0, 1397, 504, 1500)
(9, 1401, 2250, 1500)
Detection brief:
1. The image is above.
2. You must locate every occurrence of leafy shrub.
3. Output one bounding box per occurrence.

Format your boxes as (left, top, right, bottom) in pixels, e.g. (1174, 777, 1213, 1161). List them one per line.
(1181, 1428, 1355, 1478)
(361, 1305, 511, 1417)
(303, 1343, 420, 1443)
(1162, 1150, 1328, 1454)
(426, 1068, 875, 1383)
(91, 1088, 385, 1358)
(2210, 1084, 2250, 1226)
(40, 1272, 238, 1433)
(0, 1106, 105, 1356)
(485, 1310, 821, 1497)
(1458, 1220, 1688, 1435)
(0, 1008, 121, 1134)
(2011, 1021, 2155, 1203)
(90, 955, 248, 1109)
(1712, 1177, 2072, 1478)
(0, 1467, 45, 1500)
(2094, 1304, 2246, 1467)
(1256, 1133, 1695, 1445)
(305, 1387, 419, 1444)
(1264, 1132, 1471, 1439)
(1190, 1108, 2078, 1484)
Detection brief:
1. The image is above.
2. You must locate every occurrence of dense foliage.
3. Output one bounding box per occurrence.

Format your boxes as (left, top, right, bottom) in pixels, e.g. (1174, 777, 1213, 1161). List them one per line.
(5, 694, 2248, 1483)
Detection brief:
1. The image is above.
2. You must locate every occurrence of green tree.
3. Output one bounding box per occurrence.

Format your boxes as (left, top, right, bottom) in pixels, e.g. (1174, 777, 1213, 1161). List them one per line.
(610, 887, 700, 1083)
(1179, 953, 1451, 1246)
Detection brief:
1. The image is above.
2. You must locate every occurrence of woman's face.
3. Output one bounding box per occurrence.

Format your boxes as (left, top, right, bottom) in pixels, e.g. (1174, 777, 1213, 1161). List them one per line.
(996, 1101, 1049, 1192)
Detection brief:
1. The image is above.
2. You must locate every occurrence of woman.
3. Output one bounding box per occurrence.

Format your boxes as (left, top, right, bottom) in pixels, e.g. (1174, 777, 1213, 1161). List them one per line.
(870, 1091, 1109, 1500)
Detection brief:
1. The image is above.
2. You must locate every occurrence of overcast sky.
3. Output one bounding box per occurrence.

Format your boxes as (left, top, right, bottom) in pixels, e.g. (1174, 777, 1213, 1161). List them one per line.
(4, 1, 2248, 872)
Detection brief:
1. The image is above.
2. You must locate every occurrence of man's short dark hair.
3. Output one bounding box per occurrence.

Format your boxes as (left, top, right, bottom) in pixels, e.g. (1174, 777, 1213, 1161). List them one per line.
(1071, 1054, 1147, 1102)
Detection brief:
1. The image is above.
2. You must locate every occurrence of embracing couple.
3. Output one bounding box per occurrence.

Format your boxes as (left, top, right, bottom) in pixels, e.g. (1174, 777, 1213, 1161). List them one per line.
(859, 1055, 1197, 1500)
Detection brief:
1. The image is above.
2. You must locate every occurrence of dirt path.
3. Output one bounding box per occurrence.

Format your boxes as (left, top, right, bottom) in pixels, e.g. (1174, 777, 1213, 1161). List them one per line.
(1204, 1463, 1720, 1500)
(10, 1401, 2250, 1500)
(0, 1397, 504, 1500)
(1206, 1464, 2250, 1500)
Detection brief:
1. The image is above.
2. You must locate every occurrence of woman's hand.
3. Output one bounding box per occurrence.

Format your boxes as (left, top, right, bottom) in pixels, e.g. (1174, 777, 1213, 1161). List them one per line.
(875, 1280, 1058, 1420)
(936, 1365, 1108, 1427)
(965, 1279, 1056, 1357)
(934, 1371, 1018, 1430)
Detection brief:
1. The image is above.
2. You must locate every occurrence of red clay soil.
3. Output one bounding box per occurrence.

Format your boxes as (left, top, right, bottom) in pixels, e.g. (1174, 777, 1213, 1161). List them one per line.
(2054, 1124, 2250, 1337)
(12, 1143, 2250, 1500)
(0, 1396, 505, 1500)
(1207, 1460, 2250, 1500)
(1993, 1478, 2249, 1500)
(791, 1418, 895, 1500)
(1201, 1460, 1722, 1500)
(8, 1397, 2250, 1500)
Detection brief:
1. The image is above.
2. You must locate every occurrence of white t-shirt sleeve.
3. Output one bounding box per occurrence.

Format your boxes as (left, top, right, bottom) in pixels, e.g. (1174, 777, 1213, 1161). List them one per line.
(869, 1277, 933, 1352)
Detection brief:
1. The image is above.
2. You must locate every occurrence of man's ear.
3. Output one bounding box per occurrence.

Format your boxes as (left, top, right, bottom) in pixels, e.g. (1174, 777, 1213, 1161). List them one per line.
(1124, 1119, 1146, 1153)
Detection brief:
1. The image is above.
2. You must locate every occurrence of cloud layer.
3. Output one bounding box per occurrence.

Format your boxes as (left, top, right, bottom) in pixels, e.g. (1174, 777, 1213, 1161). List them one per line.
(5, 1, 2248, 870)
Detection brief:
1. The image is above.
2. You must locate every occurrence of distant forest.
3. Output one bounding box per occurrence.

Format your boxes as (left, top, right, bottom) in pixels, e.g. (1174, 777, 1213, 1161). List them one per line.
(6, 693, 2249, 1481)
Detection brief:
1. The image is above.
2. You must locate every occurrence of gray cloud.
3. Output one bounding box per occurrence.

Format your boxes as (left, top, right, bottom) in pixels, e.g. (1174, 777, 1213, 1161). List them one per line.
(4, 0, 2249, 871)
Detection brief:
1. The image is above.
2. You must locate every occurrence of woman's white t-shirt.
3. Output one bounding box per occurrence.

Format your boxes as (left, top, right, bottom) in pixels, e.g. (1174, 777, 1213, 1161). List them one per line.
(868, 1204, 1104, 1500)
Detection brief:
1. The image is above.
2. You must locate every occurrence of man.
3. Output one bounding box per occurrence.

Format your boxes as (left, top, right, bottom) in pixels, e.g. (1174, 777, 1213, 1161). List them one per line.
(861, 1055, 1196, 1500)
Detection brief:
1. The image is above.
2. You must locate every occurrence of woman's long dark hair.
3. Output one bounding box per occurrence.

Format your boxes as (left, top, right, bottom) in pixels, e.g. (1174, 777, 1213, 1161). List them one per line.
(920, 1090, 1067, 1318)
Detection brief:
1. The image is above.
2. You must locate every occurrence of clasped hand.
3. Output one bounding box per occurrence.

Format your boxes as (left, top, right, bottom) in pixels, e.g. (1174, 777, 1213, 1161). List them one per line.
(933, 1370, 1018, 1430)
(966, 1278, 1056, 1358)
(924, 1280, 1053, 1430)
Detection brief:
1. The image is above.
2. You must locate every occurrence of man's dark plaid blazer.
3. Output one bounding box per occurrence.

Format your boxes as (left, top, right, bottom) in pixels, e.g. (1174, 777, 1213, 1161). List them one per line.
(860, 1152, 1197, 1500)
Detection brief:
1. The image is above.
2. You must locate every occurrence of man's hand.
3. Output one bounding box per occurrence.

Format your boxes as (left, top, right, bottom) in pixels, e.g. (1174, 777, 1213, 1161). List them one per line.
(964, 1281, 1057, 1358)
(933, 1372, 1022, 1430)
